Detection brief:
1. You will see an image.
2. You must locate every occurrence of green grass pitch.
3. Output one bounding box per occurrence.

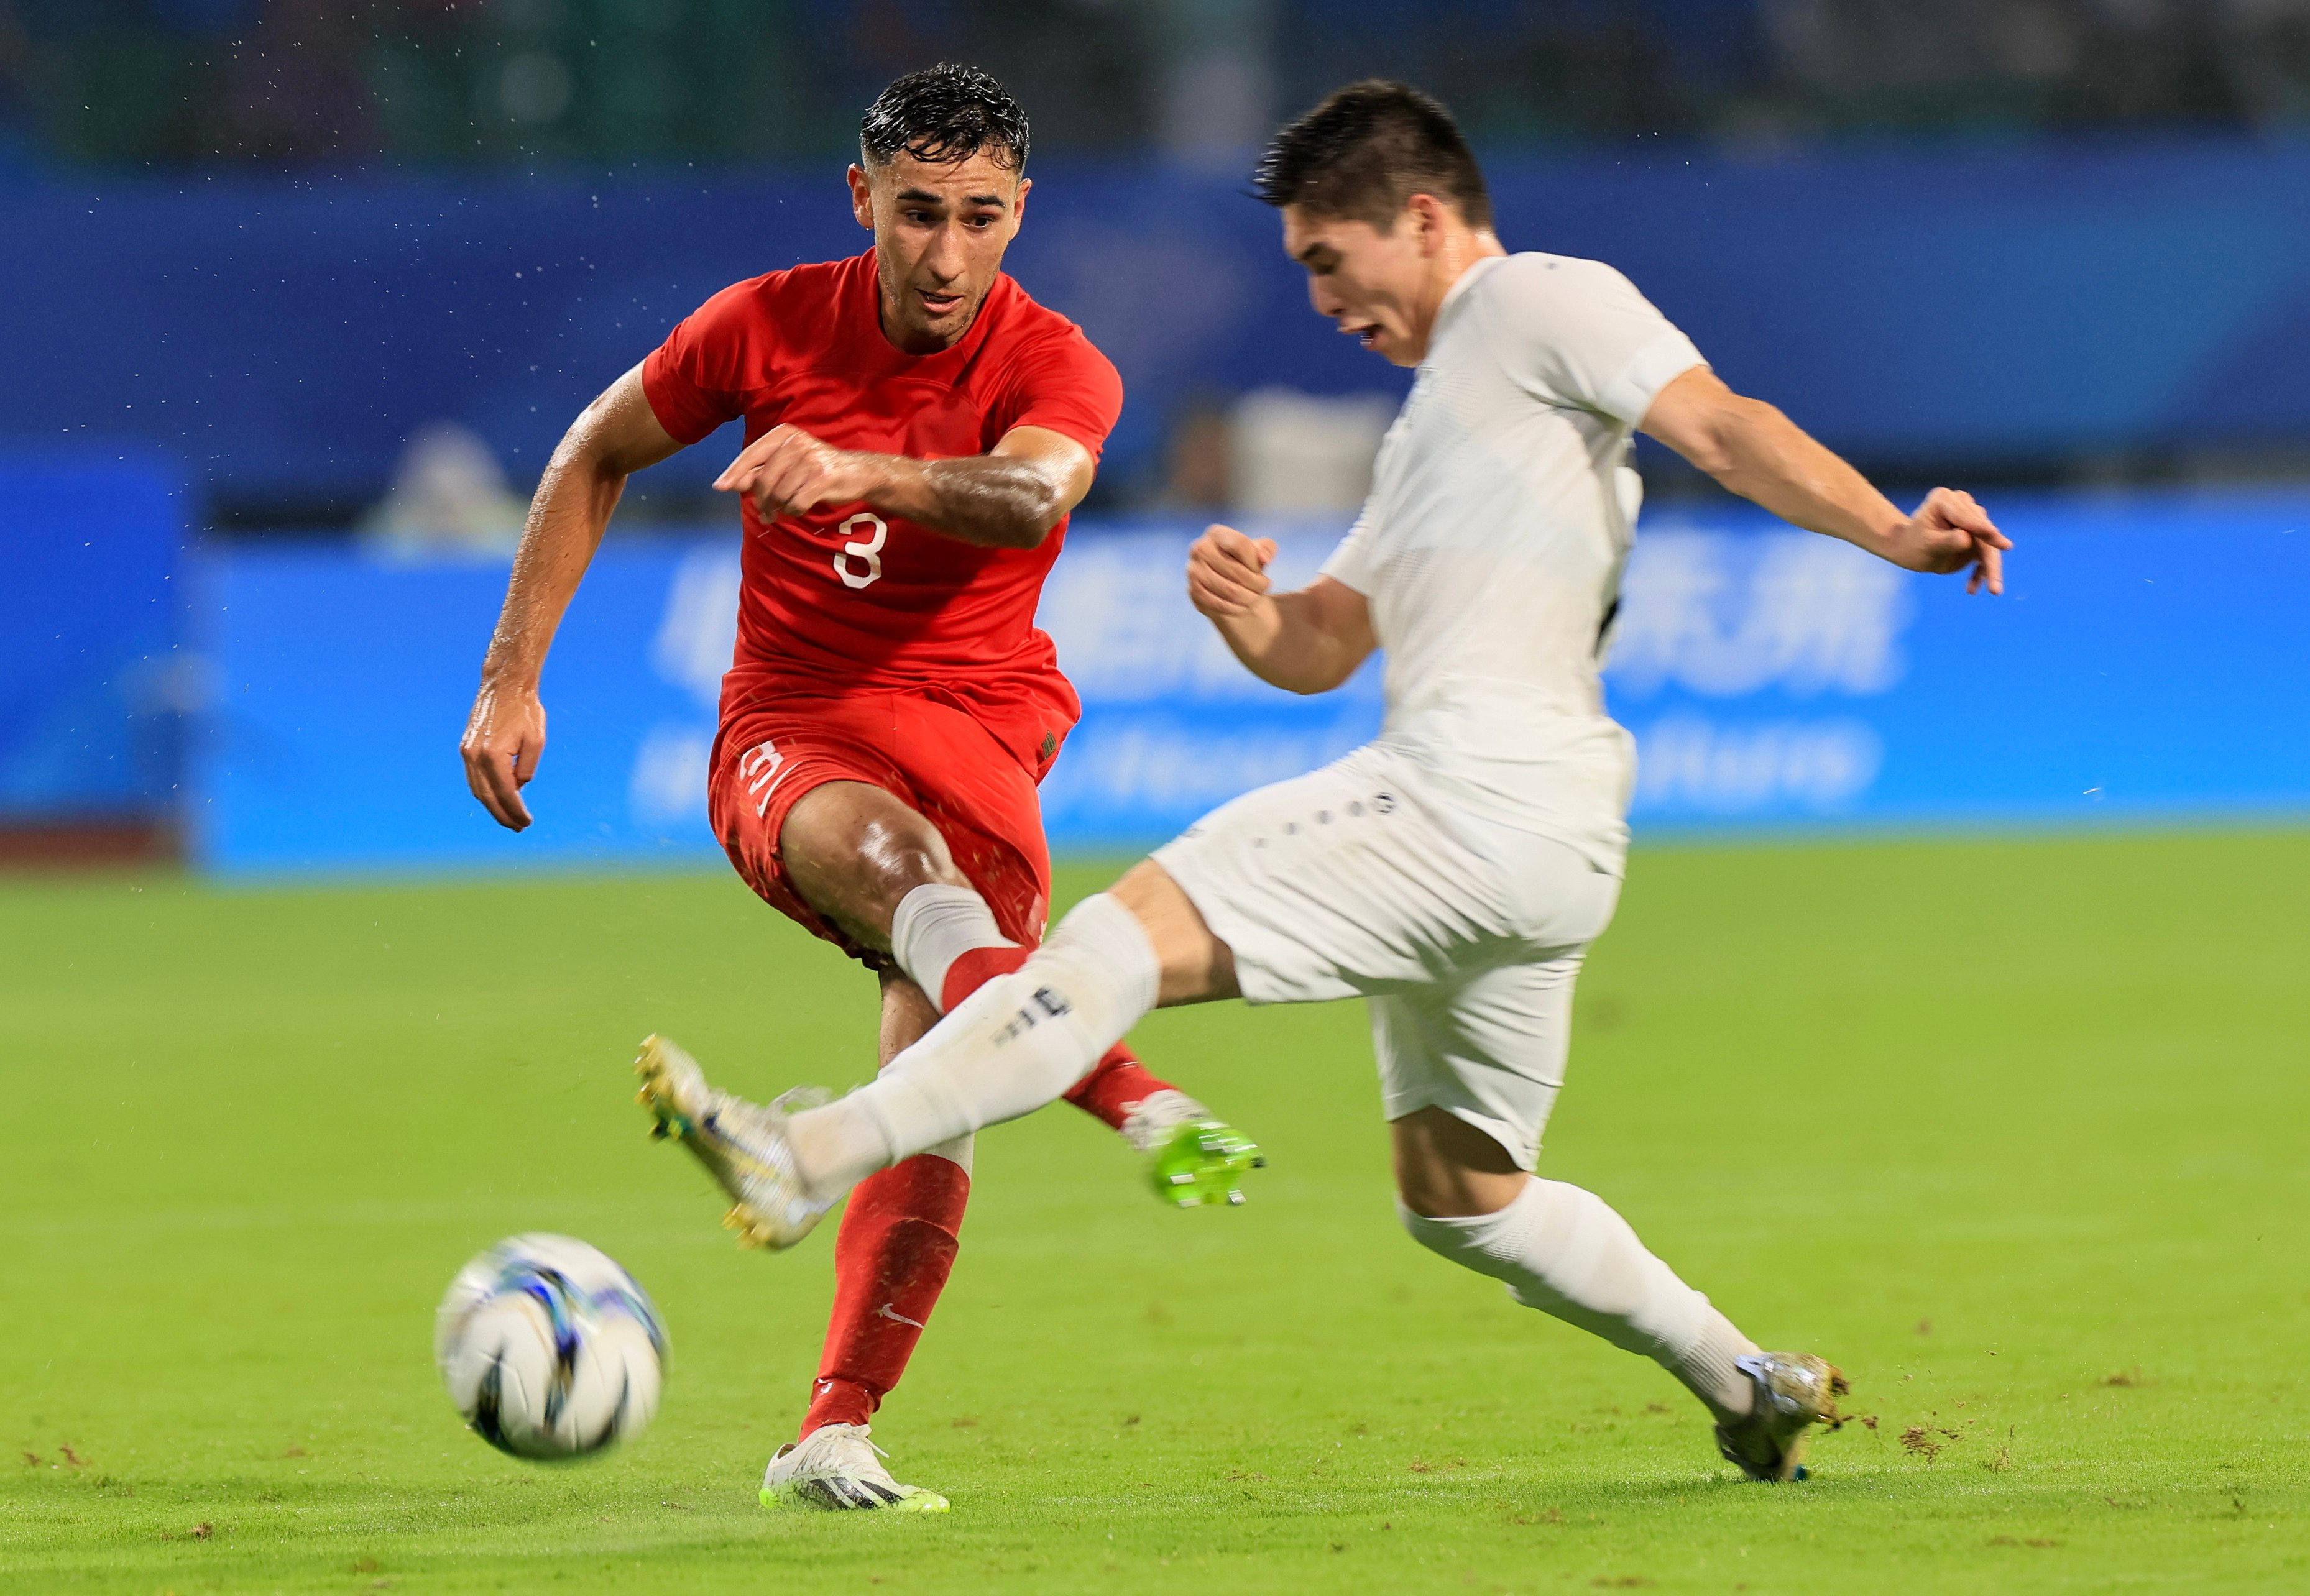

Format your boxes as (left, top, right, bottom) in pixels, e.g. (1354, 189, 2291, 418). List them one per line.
(3, 829, 2306, 1593)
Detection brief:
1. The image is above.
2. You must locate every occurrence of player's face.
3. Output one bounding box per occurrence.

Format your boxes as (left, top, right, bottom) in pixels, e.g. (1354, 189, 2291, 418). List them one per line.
(850, 149, 1029, 354)
(1281, 205, 1432, 367)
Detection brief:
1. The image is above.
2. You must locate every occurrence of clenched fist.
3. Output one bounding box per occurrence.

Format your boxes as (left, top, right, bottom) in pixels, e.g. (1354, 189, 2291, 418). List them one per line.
(1187, 523, 1281, 620)
(715, 424, 886, 521)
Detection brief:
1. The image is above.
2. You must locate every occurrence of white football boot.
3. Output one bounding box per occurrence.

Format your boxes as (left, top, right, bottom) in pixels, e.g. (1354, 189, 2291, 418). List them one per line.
(1713, 1351, 1848, 1481)
(634, 1034, 830, 1252)
(761, 1423, 950, 1513)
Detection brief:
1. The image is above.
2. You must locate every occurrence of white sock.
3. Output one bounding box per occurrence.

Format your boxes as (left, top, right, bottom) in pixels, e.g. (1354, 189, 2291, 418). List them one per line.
(890, 883, 1013, 1011)
(882, 883, 1010, 1173)
(787, 893, 1160, 1200)
(1398, 1179, 1761, 1420)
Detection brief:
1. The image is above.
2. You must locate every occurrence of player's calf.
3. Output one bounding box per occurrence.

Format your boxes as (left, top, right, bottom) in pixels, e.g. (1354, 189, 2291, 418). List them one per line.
(1396, 1168, 1804, 1454)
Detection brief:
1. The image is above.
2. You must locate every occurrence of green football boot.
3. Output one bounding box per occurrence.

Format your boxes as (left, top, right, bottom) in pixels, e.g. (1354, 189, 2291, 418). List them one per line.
(1122, 1090, 1266, 1208)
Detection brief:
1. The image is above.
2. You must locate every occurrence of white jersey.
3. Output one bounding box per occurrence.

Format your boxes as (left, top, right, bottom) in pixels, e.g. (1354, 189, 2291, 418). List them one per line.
(1320, 251, 1706, 867)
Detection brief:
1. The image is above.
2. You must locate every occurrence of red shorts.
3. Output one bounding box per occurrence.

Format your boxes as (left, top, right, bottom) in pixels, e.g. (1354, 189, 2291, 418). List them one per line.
(707, 692, 1053, 969)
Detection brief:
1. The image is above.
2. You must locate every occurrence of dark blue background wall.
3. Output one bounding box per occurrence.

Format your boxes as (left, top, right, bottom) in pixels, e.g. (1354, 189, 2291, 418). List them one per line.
(7, 137, 2309, 508)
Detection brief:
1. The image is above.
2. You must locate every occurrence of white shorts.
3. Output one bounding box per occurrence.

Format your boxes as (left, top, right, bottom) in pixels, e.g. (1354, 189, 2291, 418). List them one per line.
(1153, 742, 1621, 1168)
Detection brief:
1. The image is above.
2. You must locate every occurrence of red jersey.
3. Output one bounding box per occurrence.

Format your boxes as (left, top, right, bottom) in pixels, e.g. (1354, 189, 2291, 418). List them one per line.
(642, 251, 1123, 777)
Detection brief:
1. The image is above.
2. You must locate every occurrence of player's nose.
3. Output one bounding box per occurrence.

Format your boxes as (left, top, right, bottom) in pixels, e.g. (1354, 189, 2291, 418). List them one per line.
(923, 224, 967, 281)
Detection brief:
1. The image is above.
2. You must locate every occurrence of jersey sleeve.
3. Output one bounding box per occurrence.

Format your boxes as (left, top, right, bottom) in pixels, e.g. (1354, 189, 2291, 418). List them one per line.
(1319, 510, 1378, 595)
(640, 279, 761, 446)
(1490, 254, 1706, 427)
(993, 325, 1125, 457)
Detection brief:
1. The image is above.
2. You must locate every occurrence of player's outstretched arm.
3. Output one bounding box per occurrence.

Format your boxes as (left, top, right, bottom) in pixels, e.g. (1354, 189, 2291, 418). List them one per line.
(1186, 523, 1377, 695)
(461, 365, 684, 830)
(714, 423, 1091, 550)
(1640, 367, 2010, 595)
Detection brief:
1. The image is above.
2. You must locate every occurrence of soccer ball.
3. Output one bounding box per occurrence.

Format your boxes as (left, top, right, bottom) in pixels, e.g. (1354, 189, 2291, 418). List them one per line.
(435, 1233, 668, 1460)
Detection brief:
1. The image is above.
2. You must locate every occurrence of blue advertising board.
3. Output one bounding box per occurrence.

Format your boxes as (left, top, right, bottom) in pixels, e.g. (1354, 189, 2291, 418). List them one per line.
(1606, 494, 2310, 825)
(190, 490, 2310, 876)
(191, 543, 729, 872)
(1041, 495, 2310, 840)
(0, 452, 190, 820)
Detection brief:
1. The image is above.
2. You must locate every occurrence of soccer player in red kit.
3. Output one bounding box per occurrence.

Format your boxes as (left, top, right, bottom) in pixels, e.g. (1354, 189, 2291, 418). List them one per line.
(459, 64, 1259, 1514)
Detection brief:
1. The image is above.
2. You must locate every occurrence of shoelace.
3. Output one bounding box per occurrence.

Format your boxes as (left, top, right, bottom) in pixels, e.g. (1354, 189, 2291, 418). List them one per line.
(812, 1431, 895, 1479)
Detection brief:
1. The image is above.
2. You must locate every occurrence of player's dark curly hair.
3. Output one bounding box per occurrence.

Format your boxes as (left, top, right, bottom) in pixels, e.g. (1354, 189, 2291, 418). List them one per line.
(860, 62, 1030, 172)
(1252, 80, 1492, 231)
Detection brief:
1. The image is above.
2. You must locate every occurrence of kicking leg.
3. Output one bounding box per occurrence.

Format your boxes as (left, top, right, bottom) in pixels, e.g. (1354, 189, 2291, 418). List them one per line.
(775, 781, 1212, 1195)
(891, 880, 1262, 1205)
(783, 860, 1238, 1198)
(895, 878, 1176, 1122)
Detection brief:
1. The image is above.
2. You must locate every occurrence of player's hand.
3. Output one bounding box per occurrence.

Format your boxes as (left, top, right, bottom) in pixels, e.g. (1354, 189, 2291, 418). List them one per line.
(1187, 523, 1280, 619)
(1886, 487, 2010, 595)
(461, 681, 546, 831)
(715, 424, 884, 520)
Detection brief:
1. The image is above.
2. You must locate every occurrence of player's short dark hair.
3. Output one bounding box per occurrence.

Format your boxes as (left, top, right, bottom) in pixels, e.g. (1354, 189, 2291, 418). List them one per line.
(1252, 80, 1492, 231)
(860, 63, 1030, 173)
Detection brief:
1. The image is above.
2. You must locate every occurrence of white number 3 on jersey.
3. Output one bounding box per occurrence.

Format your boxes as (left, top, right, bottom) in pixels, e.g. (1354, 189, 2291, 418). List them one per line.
(834, 512, 887, 590)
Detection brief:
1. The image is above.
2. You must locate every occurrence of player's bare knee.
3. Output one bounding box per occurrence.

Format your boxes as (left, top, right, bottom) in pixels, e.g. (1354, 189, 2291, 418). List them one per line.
(850, 818, 964, 924)
(1391, 1108, 1525, 1220)
(1111, 859, 1240, 1007)
(783, 782, 964, 940)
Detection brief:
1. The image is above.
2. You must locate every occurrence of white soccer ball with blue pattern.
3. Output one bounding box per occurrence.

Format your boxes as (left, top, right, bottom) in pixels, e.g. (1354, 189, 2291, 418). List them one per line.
(435, 1234, 667, 1460)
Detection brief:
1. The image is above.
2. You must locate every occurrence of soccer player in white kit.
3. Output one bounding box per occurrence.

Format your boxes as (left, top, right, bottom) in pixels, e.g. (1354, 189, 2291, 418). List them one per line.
(636, 80, 2011, 1485)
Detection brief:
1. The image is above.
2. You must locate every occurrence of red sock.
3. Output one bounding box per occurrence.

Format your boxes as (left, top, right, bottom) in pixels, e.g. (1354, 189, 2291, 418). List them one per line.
(798, 1152, 969, 1438)
(1065, 1044, 1173, 1130)
(940, 946, 1177, 1131)
(799, 932, 1177, 1438)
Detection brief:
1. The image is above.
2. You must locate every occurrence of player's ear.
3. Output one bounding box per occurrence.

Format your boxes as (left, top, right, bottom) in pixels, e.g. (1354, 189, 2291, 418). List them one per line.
(847, 164, 875, 231)
(1407, 193, 1447, 257)
(1010, 174, 1031, 233)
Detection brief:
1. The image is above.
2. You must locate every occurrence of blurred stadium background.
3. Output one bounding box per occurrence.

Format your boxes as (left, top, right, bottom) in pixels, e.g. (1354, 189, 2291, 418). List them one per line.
(4, 0, 2309, 871)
